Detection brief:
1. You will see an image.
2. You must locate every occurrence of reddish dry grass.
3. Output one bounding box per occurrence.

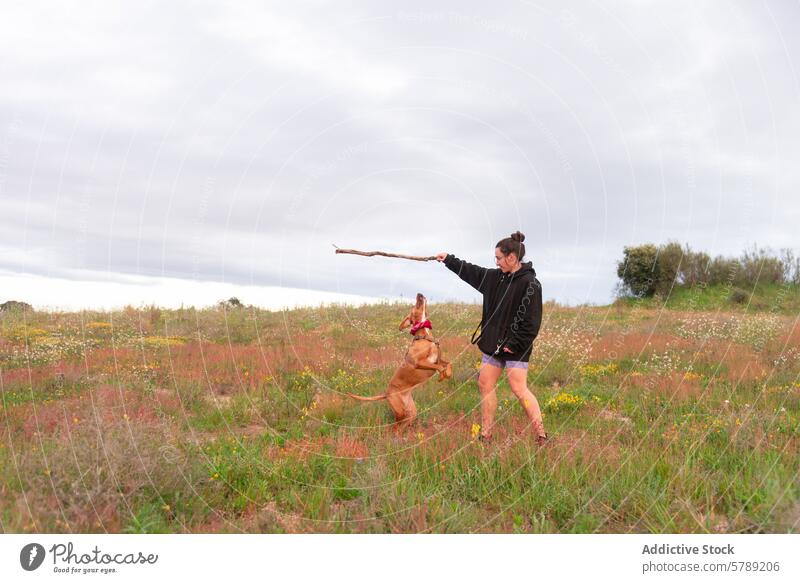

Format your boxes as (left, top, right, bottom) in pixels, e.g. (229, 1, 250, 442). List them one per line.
(25, 338, 337, 387)
(15, 384, 176, 438)
(282, 437, 326, 461)
(19, 398, 83, 437)
(1, 359, 89, 387)
(621, 372, 705, 401)
(348, 347, 402, 368)
(776, 320, 800, 350)
(696, 341, 767, 384)
(335, 435, 369, 459)
(4, 331, 470, 404)
(589, 332, 700, 361)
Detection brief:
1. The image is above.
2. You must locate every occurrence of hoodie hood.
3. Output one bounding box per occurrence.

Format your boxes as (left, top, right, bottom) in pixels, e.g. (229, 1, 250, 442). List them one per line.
(506, 261, 536, 279)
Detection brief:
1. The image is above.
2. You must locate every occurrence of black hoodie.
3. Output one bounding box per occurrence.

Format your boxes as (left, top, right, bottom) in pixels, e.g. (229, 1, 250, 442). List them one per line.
(443, 254, 542, 362)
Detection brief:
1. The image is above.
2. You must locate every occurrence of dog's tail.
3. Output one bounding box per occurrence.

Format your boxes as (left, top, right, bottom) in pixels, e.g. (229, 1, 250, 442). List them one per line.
(345, 392, 387, 402)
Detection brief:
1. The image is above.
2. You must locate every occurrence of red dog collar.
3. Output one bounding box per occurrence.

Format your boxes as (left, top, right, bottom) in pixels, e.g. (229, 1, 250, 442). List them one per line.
(409, 319, 432, 335)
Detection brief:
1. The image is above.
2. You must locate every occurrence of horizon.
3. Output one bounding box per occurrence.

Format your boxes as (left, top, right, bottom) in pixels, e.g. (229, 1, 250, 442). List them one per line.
(3, 240, 796, 312)
(1, 272, 609, 313)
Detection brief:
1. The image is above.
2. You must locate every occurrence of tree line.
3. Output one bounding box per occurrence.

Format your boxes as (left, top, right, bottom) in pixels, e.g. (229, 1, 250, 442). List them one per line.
(616, 243, 800, 298)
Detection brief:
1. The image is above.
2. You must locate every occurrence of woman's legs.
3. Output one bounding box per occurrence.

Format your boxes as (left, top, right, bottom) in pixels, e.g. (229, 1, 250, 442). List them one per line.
(477, 361, 504, 438)
(506, 367, 547, 438)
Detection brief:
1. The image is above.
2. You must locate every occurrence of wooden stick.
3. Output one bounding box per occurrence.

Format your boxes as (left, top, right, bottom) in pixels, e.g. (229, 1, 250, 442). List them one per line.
(333, 245, 436, 262)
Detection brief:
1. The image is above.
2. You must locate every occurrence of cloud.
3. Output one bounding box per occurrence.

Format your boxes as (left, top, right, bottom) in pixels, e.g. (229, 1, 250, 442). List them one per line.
(1, 0, 798, 310)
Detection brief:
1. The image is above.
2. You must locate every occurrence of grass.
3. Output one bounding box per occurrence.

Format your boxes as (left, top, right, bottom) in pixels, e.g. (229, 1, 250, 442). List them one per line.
(0, 298, 798, 533)
(613, 282, 800, 313)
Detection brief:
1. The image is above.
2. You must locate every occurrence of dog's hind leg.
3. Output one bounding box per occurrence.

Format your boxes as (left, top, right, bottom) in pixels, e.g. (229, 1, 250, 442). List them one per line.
(398, 391, 417, 429)
(386, 389, 408, 427)
(386, 388, 418, 431)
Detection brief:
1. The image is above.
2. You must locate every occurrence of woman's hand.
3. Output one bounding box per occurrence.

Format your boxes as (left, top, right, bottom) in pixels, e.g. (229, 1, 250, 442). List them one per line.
(435, 252, 448, 262)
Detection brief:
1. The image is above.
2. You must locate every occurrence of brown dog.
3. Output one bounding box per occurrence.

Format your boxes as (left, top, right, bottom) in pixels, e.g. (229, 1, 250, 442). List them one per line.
(347, 293, 452, 429)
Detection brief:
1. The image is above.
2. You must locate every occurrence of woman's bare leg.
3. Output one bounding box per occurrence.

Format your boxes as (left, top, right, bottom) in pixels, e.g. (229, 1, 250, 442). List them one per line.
(506, 367, 546, 438)
(477, 361, 503, 438)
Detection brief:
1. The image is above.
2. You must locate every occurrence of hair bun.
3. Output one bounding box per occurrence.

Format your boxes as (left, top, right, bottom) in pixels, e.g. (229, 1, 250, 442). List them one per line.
(510, 231, 525, 243)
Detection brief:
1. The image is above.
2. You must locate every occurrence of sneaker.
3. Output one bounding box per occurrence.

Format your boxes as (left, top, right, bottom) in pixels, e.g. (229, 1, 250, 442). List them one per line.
(535, 433, 550, 447)
(478, 433, 493, 444)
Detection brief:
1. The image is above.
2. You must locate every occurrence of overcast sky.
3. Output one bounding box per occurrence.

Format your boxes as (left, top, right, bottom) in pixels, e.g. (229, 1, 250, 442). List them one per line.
(2, 0, 799, 310)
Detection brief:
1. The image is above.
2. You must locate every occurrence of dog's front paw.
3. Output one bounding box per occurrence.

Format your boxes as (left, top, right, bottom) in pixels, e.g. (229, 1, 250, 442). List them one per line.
(438, 363, 453, 381)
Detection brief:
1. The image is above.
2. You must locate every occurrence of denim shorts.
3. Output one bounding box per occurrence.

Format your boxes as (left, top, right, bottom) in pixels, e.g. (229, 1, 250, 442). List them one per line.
(481, 353, 529, 370)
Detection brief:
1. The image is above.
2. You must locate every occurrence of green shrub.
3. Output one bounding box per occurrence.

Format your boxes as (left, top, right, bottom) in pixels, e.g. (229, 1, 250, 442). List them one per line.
(617, 244, 659, 297)
(729, 288, 749, 305)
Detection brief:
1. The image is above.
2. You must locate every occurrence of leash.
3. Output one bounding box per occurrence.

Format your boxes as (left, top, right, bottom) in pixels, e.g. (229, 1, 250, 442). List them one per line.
(470, 274, 507, 345)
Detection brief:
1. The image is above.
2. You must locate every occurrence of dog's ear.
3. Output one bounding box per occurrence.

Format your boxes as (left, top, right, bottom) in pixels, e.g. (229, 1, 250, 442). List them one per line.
(399, 315, 412, 330)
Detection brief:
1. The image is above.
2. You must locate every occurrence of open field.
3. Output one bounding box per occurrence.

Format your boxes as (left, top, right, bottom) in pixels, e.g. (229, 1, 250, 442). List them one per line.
(1, 295, 799, 533)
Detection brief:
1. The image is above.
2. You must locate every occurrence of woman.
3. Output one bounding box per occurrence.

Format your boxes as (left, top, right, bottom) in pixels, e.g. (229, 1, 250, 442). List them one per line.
(435, 231, 548, 445)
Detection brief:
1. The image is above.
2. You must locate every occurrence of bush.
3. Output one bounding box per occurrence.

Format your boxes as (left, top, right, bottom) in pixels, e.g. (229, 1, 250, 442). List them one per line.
(0, 300, 33, 313)
(729, 288, 749, 305)
(781, 249, 800, 285)
(739, 246, 784, 286)
(679, 247, 711, 286)
(616, 244, 659, 297)
(706, 256, 740, 286)
(218, 297, 243, 310)
(654, 241, 684, 295)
